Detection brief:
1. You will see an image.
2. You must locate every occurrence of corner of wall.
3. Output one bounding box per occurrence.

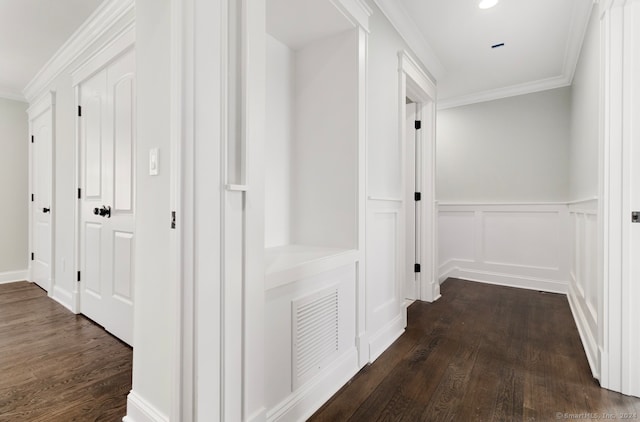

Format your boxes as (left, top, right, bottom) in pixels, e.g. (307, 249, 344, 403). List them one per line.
(123, 391, 169, 422)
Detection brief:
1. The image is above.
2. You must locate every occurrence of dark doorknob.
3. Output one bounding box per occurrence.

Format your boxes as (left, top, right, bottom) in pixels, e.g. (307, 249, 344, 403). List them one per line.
(93, 207, 100, 215)
(42, 207, 50, 213)
(98, 205, 111, 218)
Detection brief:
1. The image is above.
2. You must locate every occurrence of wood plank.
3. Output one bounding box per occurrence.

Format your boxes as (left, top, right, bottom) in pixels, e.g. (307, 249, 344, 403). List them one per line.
(0, 281, 131, 420)
(309, 278, 640, 421)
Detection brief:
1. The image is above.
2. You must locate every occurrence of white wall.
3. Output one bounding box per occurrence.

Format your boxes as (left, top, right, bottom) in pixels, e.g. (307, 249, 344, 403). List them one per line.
(567, 4, 600, 380)
(366, 2, 420, 358)
(265, 35, 294, 248)
(130, 0, 174, 418)
(437, 87, 571, 203)
(570, 5, 600, 202)
(0, 98, 28, 278)
(292, 29, 358, 250)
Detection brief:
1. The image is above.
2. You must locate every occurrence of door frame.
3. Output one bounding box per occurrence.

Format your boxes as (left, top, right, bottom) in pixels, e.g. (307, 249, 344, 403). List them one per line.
(27, 91, 56, 295)
(71, 25, 135, 313)
(398, 51, 440, 303)
(404, 100, 419, 301)
(598, 0, 640, 397)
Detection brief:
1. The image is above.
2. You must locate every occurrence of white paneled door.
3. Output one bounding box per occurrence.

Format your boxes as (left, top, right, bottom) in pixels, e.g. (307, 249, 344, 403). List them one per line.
(79, 49, 135, 345)
(30, 99, 54, 292)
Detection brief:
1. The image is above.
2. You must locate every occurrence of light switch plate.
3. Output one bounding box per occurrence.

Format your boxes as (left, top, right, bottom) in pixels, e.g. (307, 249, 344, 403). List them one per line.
(149, 148, 159, 176)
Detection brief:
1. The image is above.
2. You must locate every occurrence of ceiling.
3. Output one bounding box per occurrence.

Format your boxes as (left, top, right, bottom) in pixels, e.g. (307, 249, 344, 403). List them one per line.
(375, 0, 594, 108)
(0, 0, 104, 102)
(0, 0, 594, 107)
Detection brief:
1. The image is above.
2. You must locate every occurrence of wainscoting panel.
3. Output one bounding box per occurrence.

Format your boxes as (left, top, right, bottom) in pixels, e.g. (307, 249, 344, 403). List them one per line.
(366, 199, 405, 361)
(438, 203, 570, 294)
(567, 199, 599, 378)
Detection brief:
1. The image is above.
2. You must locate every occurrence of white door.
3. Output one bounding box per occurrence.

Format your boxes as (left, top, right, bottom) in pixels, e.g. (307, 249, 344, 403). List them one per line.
(30, 102, 54, 292)
(405, 101, 420, 300)
(79, 49, 136, 345)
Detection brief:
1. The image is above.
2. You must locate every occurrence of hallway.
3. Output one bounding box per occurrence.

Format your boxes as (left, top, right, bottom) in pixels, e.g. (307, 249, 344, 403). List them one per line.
(311, 279, 640, 421)
(0, 282, 131, 421)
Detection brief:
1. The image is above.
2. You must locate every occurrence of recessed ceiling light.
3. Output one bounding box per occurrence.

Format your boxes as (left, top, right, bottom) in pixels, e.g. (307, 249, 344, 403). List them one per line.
(479, 0, 499, 9)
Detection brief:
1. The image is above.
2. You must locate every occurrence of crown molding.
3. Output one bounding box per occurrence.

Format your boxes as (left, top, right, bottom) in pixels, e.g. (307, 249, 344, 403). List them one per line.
(332, 0, 372, 31)
(562, 0, 594, 86)
(439, 0, 594, 110)
(371, 0, 445, 81)
(0, 90, 27, 102)
(23, 0, 135, 103)
(438, 74, 571, 110)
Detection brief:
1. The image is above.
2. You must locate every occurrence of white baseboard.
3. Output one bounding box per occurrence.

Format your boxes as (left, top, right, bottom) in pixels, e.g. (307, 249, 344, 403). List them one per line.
(266, 348, 359, 422)
(123, 391, 169, 422)
(441, 266, 567, 294)
(0, 270, 29, 284)
(267, 348, 359, 422)
(422, 278, 442, 302)
(51, 285, 75, 312)
(567, 282, 599, 380)
(368, 313, 405, 362)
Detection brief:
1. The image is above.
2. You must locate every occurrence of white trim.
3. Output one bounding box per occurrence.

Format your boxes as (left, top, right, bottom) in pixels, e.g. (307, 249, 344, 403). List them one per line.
(438, 1, 593, 110)
(0, 270, 29, 284)
(368, 314, 404, 362)
(265, 349, 359, 422)
(438, 75, 571, 110)
(567, 197, 599, 205)
(356, 26, 369, 369)
(23, 0, 135, 102)
(123, 391, 170, 422)
(169, 0, 186, 420)
(563, 0, 597, 85)
(330, 0, 372, 32)
(0, 91, 27, 102)
(372, 0, 444, 81)
(226, 184, 248, 191)
(438, 200, 577, 207)
(51, 285, 74, 312)
(398, 50, 439, 303)
(367, 196, 402, 202)
(71, 25, 136, 87)
(442, 266, 568, 295)
(568, 280, 600, 378)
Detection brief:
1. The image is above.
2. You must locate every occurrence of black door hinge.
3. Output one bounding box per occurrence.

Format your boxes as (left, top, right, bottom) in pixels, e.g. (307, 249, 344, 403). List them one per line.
(31, 194, 34, 202)
(77, 106, 82, 117)
(414, 263, 421, 273)
(415, 120, 422, 130)
(77, 188, 82, 199)
(31, 135, 34, 143)
(77, 271, 81, 282)
(31, 252, 34, 261)
(171, 211, 176, 229)
(414, 192, 421, 201)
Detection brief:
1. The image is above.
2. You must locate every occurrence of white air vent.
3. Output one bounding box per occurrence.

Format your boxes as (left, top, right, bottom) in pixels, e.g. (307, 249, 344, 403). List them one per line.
(291, 287, 339, 389)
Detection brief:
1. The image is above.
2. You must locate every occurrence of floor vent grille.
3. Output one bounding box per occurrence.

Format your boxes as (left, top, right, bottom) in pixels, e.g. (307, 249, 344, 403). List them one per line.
(292, 287, 339, 389)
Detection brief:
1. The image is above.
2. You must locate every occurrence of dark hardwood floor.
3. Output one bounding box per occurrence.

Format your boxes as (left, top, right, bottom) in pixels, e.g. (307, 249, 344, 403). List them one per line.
(0, 281, 132, 421)
(311, 278, 640, 422)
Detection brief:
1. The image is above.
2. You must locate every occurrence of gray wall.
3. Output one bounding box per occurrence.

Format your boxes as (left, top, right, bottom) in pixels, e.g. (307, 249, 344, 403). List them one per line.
(0, 98, 28, 275)
(437, 87, 571, 202)
(570, 5, 600, 201)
